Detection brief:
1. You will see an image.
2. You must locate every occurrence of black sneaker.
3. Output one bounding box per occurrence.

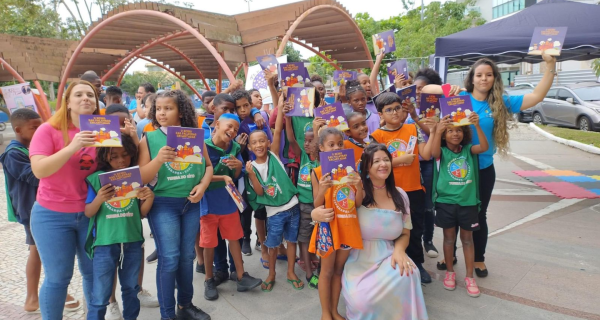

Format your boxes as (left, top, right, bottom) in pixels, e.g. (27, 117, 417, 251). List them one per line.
(236, 272, 262, 292)
(212, 270, 229, 287)
(203, 278, 218, 301)
(437, 257, 458, 270)
(241, 238, 252, 256)
(416, 263, 432, 284)
(146, 249, 158, 264)
(423, 241, 439, 258)
(196, 263, 205, 274)
(177, 303, 211, 320)
(229, 270, 237, 281)
(255, 240, 261, 251)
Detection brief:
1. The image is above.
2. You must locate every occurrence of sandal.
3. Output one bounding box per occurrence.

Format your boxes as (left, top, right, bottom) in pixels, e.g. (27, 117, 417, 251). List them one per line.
(261, 281, 275, 292)
(276, 254, 287, 261)
(436, 257, 458, 271)
(260, 258, 269, 269)
(307, 274, 319, 289)
(25, 308, 41, 314)
(64, 297, 82, 312)
(287, 278, 305, 290)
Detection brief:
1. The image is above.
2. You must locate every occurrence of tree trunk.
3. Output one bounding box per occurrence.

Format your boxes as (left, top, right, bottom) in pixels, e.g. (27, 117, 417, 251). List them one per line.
(49, 82, 56, 101)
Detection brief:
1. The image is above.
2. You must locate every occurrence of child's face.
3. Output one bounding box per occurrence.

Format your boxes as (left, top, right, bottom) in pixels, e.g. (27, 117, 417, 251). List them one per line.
(250, 91, 263, 109)
(358, 74, 372, 97)
(314, 82, 325, 99)
(304, 131, 315, 154)
(108, 147, 132, 170)
(203, 96, 215, 113)
(235, 97, 252, 120)
(110, 112, 130, 128)
(213, 101, 235, 121)
(215, 118, 239, 143)
(16, 118, 43, 143)
(379, 102, 406, 127)
(319, 133, 344, 152)
(414, 79, 427, 105)
(155, 97, 181, 127)
(368, 150, 392, 181)
(444, 126, 464, 146)
(349, 91, 367, 114)
(248, 131, 270, 158)
(346, 114, 368, 141)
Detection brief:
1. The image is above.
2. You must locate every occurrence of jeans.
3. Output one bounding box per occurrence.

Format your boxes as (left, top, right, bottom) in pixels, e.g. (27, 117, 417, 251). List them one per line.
(30, 202, 93, 320)
(474, 164, 495, 262)
(147, 197, 200, 319)
(420, 160, 435, 243)
(405, 190, 426, 264)
(88, 241, 143, 320)
(264, 204, 300, 248)
(214, 230, 236, 273)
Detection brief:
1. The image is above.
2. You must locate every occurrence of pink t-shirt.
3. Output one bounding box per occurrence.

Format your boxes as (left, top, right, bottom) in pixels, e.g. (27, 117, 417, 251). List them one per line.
(29, 123, 97, 213)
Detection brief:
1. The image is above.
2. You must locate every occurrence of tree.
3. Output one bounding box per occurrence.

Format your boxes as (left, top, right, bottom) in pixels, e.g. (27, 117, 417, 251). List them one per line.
(283, 43, 303, 62)
(0, 0, 75, 38)
(593, 59, 600, 77)
(307, 53, 337, 83)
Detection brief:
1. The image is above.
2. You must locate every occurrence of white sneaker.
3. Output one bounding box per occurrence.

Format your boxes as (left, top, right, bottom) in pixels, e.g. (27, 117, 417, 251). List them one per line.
(105, 301, 123, 320)
(138, 289, 160, 308)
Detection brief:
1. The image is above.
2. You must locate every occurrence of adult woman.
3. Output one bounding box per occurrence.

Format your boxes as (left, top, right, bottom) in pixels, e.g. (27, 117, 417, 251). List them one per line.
(30, 80, 99, 319)
(422, 53, 556, 276)
(312, 144, 428, 320)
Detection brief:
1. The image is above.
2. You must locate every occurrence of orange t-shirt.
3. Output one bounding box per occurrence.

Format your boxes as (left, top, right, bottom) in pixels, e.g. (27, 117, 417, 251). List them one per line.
(371, 124, 423, 192)
(99, 108, 106, 115)
(309, 166, 363, 257)
(197, 115, 206, 128)
(143, 122, 155, 133)
(344, 139, 366, 170)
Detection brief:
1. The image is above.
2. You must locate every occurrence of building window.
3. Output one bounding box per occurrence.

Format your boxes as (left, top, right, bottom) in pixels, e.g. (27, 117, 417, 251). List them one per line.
(493, 0, 528, 19)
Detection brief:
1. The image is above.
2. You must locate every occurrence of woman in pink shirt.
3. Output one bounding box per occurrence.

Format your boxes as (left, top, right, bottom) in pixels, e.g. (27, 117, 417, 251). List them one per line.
(29, 80, 99, 319)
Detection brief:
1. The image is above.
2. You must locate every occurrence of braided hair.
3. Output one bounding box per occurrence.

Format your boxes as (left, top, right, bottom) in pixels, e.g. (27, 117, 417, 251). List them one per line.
(345, 80, 367, 100)
(95, 135, 138, 172)
(150, 90, 198, 128)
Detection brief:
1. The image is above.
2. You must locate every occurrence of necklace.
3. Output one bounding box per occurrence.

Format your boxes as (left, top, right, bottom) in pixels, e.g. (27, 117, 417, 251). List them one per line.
(373, 184, 386, 190)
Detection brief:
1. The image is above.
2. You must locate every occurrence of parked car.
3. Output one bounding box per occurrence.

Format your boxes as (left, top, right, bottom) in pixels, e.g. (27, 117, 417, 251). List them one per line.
(505, 87, 535, 122)
(530, 82, 600, 131)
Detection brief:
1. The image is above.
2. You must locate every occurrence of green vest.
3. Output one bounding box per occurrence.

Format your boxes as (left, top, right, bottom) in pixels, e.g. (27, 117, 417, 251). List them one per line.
(4, 146, 28, 222)
(85, 171, 144, 259)
(146, 129, 205, 197)
(297, 151, 318, 204)
(245, 152, 298, 210)
(433, 144, 480, 206)
(286, 117, 313, 164)
(205, 138, 241, 191)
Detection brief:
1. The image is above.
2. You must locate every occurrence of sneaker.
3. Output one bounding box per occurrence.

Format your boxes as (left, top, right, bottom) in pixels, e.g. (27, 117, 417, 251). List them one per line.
(177, 303, 211, 320)
(437, 257, 458, 270)
(105, 301, 123, 320)
(212, 270, 229, 286)
(443, 271, 456, 291)
(137, 289, 159, 308)
(146, 249, 158, 264)
(423, 241, 439, 258)
(204, 278, 218, 301)
(229, 270, 238, 281)
(255, 240, 261, 251)
(465, 277, 481, 297)
(416, 263, 432, 284)
(196, 263, 205, 274)
(241, 238, 252, 256)
(236, 272, 262, 292)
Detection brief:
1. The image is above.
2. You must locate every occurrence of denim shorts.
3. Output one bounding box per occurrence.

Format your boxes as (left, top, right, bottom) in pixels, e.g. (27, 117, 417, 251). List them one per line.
(264, 204, 300, 248)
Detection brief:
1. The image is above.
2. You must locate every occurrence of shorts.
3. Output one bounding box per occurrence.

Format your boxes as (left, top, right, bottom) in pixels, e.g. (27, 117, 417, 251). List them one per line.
(254, 207, 267, 221)
(200, 212, 244, 248)
(298, 203, 315, 243)
(435, 203, 480, 231)
(23, 224, 35, 245)
(264, 204, 300, 248)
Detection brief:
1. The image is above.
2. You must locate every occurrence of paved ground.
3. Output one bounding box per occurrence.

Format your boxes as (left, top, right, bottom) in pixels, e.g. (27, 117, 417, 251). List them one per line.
(1, 123, 599, 320)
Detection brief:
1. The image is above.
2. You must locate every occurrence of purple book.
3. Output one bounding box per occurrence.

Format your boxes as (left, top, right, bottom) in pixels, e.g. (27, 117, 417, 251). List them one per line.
(80, 114, 122, 147)
(372, 30, 396, 55)
(528, 27, 567, 56)
(99, 166, 143, 201)
(387, 60, 408, 85)
(440, 96, 474, 127)
(226, 183, 247, 212)
(332, 70, 357, 93)
(320, 149, 356, 185)
(166, 127, 205, 164)
(256, 54, 279, 74)
(286, 87, 315, 117)
(314, 102, 349, 131)
(397, 85, 417, 114)
(279, 62, 308, 87)
(419, 93, 441, 121)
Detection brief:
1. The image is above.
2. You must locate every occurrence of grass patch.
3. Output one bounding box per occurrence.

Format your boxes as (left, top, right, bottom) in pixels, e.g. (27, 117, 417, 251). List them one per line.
(536, 124, 600, 146)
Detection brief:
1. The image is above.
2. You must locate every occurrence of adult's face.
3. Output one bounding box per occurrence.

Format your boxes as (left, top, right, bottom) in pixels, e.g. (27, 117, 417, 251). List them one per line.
(136, 86, 147, 100)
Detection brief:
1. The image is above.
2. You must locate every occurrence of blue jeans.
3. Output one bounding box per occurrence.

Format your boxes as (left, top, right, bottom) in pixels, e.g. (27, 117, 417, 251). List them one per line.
(147, 196, 200, 319)
(420, 159, 435, 243)
(88, 241, 143, 320)
(265, 204, 300, 248)
(214, 230, 236, 273)
(30, 202, 93, 320)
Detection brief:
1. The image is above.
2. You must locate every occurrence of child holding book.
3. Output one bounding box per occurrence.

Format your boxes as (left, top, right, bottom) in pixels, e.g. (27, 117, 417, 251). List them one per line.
(245, 105, 303, 292)
(370, 92, 434, 284)
(344, 80, 380, 136)
(309, 127, 364, 320)
(343, 111, 372, 170)
(84, 135, 155, 320)
(138, 90, 213, 320)
(421, 113, 489, 297)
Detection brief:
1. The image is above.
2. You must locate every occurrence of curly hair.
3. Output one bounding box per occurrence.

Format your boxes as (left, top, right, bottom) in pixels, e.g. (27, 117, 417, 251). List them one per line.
(150, 90, 197, 128)
(310, 74, 323, 83)
(464, 58, 511, 156)
(414, 68, 443, 86)
(440, 125, 472, 148)
(231, 89, 252, 105)
(95, 135, 138, 172)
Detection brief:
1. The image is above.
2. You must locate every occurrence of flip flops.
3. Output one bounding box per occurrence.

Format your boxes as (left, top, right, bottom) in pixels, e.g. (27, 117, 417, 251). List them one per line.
(260, 257, 269, 269)
(276, 254, 287, 261)
(24, 308, 41, 314)
(64, 298, 82, 312)
(307, 274, 319, 289)
(287, 279, 304, 290)
(261, 281, 275, 292)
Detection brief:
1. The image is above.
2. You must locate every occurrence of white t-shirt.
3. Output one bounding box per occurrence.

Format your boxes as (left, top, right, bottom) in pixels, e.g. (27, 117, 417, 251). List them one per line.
(251, 156, 298, 217)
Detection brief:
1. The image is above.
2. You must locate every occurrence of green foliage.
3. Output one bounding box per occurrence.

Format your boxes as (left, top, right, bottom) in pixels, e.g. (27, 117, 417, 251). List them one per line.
(283, 43, 303, 62)
(593, 59, 600, 77)
(0, 0, 69, 38)
(307, 53, 337, 83)
(120, 71, 200, 96)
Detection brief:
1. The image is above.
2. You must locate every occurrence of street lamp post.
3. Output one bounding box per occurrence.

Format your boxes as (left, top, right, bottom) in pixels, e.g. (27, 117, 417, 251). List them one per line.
(244, 0, 252, 12)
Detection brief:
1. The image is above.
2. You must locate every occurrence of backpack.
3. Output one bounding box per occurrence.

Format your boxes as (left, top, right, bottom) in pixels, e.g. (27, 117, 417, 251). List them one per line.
(3, 146, 29, 222)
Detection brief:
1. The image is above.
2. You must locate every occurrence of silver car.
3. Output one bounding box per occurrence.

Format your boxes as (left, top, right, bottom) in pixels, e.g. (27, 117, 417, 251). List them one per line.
(531, 82, 600, 131)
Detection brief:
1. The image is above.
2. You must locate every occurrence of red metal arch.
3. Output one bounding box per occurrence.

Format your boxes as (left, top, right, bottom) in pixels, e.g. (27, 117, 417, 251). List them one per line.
(287, 38, 341, 71)
(159, 43, 210, 90)
(276, 5, 373, 69)
(116, 56, 139, 86)
(59, 10, 235, 107)
(0, 57, 51, 121)
(134, 56, 201, 98)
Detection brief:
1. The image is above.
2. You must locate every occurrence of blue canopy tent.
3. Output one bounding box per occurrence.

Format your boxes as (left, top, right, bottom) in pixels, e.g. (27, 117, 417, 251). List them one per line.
(433, 0, 600, 80)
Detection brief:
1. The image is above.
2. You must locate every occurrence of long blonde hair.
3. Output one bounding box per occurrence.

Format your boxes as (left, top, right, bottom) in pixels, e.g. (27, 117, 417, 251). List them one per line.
(464, 58, 511, 156)
(48, 80, 100, 146)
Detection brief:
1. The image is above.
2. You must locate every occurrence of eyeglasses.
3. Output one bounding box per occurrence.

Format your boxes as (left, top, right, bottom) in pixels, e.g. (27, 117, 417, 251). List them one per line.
(383, 106, 403, 114)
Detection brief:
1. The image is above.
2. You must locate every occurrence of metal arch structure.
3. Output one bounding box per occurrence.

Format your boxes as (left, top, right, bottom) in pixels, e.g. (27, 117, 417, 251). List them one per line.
(133, 55, 202, 98)
(287, 38, 341, 71)
(159, 43, 210, 91)
(58, 9, 236, 108)
(116, 56, 140, 86)
(0, 57, 51, 121)
(275, 5, 373, 69)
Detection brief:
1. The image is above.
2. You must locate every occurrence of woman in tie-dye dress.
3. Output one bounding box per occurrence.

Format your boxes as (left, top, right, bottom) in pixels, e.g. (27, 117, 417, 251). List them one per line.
(343, 143, 428, 319)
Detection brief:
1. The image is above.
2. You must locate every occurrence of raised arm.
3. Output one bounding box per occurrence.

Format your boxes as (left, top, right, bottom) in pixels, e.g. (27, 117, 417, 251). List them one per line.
(370, 52, 384, 96)
(522, 53, 556, 110)
(270, 97, 285, 157)
(468, 113, 489, 155)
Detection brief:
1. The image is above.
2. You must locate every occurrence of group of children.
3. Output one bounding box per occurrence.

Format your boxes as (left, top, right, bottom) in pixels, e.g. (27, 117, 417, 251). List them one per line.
(3, 65, 490, 320)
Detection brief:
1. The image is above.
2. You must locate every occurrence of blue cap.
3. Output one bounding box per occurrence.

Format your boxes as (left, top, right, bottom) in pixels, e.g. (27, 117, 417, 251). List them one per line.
(219, 113, 240, 124)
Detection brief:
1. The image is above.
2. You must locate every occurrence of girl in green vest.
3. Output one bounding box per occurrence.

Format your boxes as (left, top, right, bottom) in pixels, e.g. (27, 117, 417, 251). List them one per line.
(245, 105, 303, 292)
(421, 112, 488, 298)
(137, 90, 213, 320)
(84, 134, 154, 320)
